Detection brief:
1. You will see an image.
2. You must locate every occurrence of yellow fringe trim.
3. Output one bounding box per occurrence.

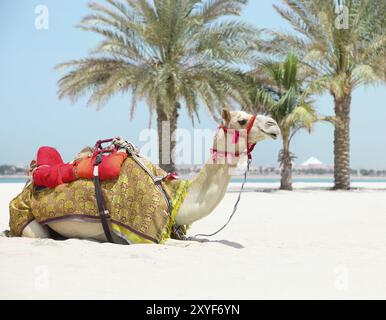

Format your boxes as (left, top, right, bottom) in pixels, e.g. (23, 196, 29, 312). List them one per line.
(111, 223, 154, 244)
(160, 179, 191, 244)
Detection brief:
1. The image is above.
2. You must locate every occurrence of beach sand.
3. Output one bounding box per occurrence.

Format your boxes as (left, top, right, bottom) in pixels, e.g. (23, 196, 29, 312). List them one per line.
(1, 183, 386, 299)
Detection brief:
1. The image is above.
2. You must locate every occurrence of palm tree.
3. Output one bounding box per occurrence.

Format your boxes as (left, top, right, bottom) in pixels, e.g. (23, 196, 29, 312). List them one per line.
(248, 53, 319, 190)
(262, 0, 386, 189)
(56, 0, 256, 172)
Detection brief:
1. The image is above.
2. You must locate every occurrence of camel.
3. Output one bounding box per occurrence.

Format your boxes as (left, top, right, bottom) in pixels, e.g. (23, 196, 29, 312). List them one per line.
(6, 109, 280, 244)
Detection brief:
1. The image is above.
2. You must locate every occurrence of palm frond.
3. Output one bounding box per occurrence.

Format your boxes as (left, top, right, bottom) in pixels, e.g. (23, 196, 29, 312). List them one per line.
(264, 0, 386, 96)
(247, 53, 322, 142)
(56, 0, 254, 121)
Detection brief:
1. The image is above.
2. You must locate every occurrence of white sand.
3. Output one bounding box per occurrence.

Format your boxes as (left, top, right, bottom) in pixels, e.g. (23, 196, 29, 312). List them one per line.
(1, 183, 386, 299)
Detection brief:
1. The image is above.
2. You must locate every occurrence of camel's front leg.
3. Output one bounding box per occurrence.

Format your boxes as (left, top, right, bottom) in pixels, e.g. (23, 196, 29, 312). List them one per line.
(22, 220, 50, 238)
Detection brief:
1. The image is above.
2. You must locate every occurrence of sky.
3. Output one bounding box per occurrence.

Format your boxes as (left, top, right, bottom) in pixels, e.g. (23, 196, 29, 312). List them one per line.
(0, 0, 385, 169)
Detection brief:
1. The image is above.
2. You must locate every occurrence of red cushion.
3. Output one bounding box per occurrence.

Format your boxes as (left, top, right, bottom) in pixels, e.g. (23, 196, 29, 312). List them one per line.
(33, 163, 76, 188)
(33, 146, 76, 188)
(36, 146, 64, 166)
(76, 151, 127, 181)
(32, 146, 126, 188)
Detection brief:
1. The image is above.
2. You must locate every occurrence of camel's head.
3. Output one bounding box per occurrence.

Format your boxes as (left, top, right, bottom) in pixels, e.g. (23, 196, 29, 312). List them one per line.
(221, 109, 281, 144)
(211, 109, 280, 164)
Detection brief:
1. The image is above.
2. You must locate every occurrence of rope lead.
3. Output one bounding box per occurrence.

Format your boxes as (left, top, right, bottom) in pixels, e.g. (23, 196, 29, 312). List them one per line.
(189, 158, 252, 240)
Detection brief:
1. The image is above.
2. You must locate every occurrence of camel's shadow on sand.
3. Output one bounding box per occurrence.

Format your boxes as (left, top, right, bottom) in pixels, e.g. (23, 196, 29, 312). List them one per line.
(167, 237, 244, 249)
(0, 233, 245, 249)
(193, 238, 245, 249)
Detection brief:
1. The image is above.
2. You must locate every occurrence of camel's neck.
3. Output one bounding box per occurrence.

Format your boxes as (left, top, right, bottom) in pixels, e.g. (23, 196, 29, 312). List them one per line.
(175, 160, 236, 226)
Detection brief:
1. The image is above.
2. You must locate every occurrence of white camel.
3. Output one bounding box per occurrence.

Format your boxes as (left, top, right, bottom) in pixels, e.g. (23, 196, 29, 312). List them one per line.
(10, 109, 280, 242)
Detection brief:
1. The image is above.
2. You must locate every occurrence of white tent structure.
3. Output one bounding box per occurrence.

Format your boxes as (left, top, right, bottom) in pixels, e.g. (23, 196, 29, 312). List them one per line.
(297, 157, 332, 170)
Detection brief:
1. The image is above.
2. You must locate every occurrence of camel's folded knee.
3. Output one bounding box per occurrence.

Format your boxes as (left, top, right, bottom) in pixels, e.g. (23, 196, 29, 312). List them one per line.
(22, 220, 50, 239)
(8, 186, 48, 238)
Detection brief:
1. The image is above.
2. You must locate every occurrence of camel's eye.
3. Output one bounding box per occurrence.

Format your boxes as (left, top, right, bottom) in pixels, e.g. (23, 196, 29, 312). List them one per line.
(238, 119, 247, 126)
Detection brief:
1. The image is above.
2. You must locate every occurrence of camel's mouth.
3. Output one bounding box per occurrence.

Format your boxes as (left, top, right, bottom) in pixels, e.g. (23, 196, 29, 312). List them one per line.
(261, 129, 279, 140)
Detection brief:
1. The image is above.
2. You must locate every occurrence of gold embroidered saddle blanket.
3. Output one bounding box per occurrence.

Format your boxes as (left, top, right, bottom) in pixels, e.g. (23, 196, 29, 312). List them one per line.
(9, 156, 190, 244)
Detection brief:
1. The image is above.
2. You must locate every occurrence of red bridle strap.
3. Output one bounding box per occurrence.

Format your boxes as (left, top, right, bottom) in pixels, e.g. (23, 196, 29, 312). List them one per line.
(246, 115, 257, 160)
(212, 115, 257, 162)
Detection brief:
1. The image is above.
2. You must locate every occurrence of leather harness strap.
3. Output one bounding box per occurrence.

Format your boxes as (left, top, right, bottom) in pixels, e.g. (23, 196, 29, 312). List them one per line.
(93, 156, 114, 243)
(91, 137, 173, 244)
(92, 145, 115, 243)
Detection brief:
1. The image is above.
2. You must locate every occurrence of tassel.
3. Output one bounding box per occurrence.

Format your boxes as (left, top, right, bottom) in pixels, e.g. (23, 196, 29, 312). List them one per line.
(164, 172, 179, 181)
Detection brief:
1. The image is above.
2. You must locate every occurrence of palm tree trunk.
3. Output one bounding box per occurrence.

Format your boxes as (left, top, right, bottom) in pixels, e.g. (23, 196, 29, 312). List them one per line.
(169, 102, 180, 172)
(156, 104, 178, 173)
(333, 94, 351, 190)
(280, 137, 293, 191)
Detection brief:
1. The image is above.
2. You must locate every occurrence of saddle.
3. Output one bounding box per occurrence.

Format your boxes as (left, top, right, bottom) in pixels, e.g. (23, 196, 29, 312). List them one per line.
(28, 138, 180, 244)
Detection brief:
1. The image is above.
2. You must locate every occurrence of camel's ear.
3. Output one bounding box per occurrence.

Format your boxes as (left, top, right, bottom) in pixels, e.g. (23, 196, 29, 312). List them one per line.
(221, 108, 231, 124)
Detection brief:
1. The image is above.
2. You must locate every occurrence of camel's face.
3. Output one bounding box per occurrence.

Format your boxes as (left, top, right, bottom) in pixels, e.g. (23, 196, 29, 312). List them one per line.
(250, 114, 281, 143)
(221, 109, 281, 145)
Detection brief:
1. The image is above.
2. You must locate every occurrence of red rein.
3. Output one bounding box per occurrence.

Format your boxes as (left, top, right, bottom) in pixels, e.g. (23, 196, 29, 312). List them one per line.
(211, 115, 257, 162)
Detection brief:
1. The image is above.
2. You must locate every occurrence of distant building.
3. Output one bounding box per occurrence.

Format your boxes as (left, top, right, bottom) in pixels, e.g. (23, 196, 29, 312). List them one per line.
(296, 157, 333, 170)
(16, 163, 28, 170)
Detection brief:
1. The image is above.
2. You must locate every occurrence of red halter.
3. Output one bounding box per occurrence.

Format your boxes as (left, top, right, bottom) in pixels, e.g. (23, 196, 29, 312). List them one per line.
(211, 115, 257, 162)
